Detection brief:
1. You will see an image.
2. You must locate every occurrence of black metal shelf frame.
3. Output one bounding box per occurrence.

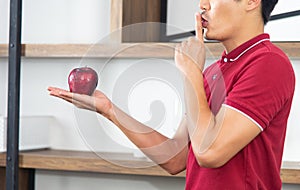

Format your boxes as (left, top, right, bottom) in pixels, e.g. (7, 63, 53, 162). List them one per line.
(6, 0, 23, 189)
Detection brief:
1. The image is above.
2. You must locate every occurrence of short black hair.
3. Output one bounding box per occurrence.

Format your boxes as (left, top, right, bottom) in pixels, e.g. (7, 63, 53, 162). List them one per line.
(261, 0, 279, 24)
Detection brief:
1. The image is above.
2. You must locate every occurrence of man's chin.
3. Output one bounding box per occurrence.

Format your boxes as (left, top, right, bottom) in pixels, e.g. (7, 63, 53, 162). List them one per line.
(204, 34, 211, 41)
(203, 30, 210, 40)
(204, 32, 218, 42)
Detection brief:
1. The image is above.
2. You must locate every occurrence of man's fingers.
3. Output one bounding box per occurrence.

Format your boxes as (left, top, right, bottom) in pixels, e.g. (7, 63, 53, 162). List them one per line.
(48, 87, 69, 96)
(195, 12, 203, 42)
(48, 86, 97, 111)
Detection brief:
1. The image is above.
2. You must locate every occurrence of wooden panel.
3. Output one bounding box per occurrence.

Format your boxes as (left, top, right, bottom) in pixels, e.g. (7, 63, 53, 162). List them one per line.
(0, 43, 175, 58)
(281, 161, 300, 184)
(281, 169, 300, 184)
(110, 0, 162, 42)
(275, 42, 300, 59)
(0, 43, 300, 59)
(122, 0, 162, 42)
(0, 167, 33, 190)
(0, 168, 4, 190)
(1, 150, 300, 184)
(110, 0, 123, 32)
(110, 0, 123, 43)
(0, 149, 185, 178)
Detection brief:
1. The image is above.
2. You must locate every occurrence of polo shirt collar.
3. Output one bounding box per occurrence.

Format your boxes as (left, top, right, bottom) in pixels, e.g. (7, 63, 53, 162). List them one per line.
(221, 33, 270, 63)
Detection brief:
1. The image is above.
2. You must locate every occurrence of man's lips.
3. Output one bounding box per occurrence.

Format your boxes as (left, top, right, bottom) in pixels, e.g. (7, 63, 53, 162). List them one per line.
(201, 16, 208, 28)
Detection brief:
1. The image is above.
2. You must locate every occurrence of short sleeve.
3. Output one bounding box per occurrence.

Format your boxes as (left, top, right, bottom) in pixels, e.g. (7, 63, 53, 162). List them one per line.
(224, 52, 295, 130)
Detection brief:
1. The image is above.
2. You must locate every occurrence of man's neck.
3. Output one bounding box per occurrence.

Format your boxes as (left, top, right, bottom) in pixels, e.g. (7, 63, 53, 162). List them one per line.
(222, 24, 265, 53)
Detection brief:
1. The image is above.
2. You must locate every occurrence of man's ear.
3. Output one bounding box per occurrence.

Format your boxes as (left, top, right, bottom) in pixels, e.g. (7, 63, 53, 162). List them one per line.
(246, 0, 262, 11)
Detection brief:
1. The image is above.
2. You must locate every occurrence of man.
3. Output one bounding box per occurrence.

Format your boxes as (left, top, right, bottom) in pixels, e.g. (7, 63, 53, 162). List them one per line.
(48, 0, 295, 189)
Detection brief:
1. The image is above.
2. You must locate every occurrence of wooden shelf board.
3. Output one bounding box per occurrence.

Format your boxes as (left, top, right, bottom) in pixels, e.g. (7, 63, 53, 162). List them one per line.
(1, 149, 300, 184)
(0, 149, 185, 178)
(0, 42, 299, 59)
(281, 161, 300, 184)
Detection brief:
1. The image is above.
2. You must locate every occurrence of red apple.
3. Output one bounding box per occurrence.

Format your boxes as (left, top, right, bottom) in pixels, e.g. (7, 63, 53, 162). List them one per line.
(68, 66, 98, 95)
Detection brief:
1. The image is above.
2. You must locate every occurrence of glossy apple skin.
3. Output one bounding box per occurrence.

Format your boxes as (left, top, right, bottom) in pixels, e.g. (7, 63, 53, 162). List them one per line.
(68, 67, 98, 95)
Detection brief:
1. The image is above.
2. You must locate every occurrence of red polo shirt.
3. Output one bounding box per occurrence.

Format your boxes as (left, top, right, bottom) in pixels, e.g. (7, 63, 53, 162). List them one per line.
(185, 34, 295, 190)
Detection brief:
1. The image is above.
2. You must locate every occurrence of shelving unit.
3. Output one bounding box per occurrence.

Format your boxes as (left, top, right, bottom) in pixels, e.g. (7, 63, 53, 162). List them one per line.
(1, 0, 300, 190)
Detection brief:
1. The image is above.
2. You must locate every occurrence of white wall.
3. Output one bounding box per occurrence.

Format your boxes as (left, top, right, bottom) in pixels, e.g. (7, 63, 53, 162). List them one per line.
(0, 0, 110, 44)
(1, 0, 300, 189)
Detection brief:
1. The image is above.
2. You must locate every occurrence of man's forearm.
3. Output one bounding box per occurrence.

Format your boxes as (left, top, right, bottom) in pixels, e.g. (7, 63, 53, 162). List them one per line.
(108, 104, 189, 172)
(184, 68, 217, 156)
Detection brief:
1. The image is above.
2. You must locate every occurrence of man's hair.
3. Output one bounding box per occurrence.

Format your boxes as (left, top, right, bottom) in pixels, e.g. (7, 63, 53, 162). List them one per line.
(261, 0, 279, 24)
